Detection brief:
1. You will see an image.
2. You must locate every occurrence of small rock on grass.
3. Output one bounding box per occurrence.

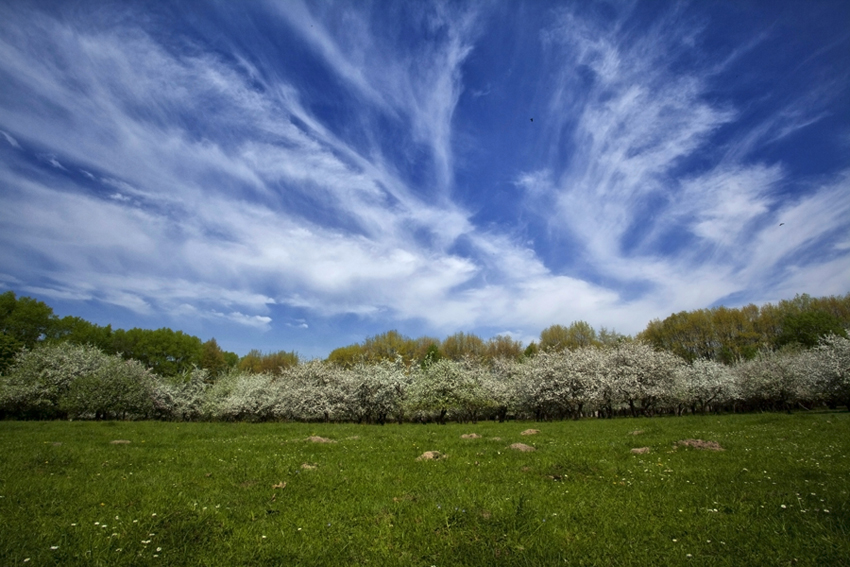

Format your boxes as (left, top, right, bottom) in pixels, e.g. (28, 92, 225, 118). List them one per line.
(678, 439, 724, 451)
(416, 451, 446, 461)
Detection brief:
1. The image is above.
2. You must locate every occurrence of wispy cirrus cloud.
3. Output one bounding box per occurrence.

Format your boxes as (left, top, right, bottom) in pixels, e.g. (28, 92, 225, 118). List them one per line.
(0, 1, 847, 356)
(519, 3, 850, 312)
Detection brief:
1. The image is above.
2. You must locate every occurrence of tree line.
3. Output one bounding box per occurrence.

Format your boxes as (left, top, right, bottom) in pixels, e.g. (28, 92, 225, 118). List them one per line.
(1, 289, 848, 422)
(1, 335, 848, 422)
(0, 291, 298, 377)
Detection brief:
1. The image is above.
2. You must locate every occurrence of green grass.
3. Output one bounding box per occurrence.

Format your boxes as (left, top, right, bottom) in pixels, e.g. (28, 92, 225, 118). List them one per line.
(1, 413, 848, 566)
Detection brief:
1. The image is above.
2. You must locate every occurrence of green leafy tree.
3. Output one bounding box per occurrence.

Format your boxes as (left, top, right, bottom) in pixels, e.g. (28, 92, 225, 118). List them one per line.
(47, 316, 114, 352)
(441, 331, 485, 360)
(239, 349, 299, 374)
(777, 311, 848, 348)
(540, 321, 599, 352)
(0, 292, 55, 371)
(200, 338, 228, 379)
(111, 327, 203, 376)
(484, 335, 523, 361)
(326, 344, 366, 368)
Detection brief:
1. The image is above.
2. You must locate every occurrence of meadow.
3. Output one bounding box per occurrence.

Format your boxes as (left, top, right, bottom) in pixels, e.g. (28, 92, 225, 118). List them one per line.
(1, 412, 847, 566)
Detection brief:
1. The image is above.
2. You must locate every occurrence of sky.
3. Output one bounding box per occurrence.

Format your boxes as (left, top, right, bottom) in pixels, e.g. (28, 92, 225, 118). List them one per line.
(1, 0, 849, 359)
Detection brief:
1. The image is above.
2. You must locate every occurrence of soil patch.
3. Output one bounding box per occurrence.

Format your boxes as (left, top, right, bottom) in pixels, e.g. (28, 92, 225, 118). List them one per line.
(416, 451, 446, 461)
(109, 440, 131, 444)
(461, 433, 481, 439)
(630, 447, 650, 454)
(306, 436, 336, 444)
(510, 443, 536, 452)
(520, 429, 539, 436)
(678, 439, 724, 451)
(629, 430, 644, 436)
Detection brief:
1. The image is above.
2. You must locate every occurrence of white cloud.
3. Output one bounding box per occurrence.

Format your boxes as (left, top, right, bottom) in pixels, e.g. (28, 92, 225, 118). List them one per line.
(1, 130, 21, 148)
(0, 2, 846, 351)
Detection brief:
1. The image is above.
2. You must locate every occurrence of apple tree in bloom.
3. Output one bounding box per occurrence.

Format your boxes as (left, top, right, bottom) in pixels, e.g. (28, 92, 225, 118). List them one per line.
(406, 358, 485, 423)
(809, 333, 850, 410)
(149, 367, 210, 421)
(732, 348, 817, 411)
(203, 370, 279, 421)
(59, 355, 156, 420)
(602, 341, 684, 417)
(0, 342, 114, 419)
(517, 350, 593, 420)
(342, 358, 410, 424)
(673, 358, 737, 413)
(272, 360, 349, 422)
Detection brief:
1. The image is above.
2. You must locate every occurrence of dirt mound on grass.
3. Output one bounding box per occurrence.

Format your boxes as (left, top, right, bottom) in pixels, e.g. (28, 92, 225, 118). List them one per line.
(461, 433, 481, 439)
(629, 430, 644, 436)
(416, 451, 446, 461)
(630, 447, 650, 454)
(306, 436, 336, 444)
(678, 439, 724, 451)
(520, 429, 539, 436)
(509, 443, 536, 452)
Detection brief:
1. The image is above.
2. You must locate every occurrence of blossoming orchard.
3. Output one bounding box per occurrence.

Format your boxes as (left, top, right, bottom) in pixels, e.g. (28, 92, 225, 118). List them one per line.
(1, 334, 847, 423)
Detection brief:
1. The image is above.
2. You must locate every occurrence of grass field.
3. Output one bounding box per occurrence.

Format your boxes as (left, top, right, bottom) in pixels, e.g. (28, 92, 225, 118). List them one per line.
(1, 413, 848, 566)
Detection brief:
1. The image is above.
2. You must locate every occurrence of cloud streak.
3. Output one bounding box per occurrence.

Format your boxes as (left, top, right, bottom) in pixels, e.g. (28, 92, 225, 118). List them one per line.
(0, 1, 847, 356)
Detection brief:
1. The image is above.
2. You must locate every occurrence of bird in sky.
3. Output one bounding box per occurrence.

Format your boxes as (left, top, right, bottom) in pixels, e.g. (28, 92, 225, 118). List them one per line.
(779, 223, 785, 226)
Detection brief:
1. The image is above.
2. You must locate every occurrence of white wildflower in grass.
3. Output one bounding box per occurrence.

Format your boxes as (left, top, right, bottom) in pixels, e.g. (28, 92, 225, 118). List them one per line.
(50, 546, 58, 550)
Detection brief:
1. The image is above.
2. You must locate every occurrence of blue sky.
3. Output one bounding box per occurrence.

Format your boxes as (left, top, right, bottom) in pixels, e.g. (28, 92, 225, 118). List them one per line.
(1, 1, 849, 358)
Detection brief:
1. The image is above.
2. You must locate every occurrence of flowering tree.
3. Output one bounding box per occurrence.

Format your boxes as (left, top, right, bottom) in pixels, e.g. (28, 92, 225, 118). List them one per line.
(0, 342, 112, 419)
(603, 341, 683, 417)
(342, 359, 410, 424)
(203, 370, 279, 421)
(517, 351, 592, 420)
(732, 348, 816, 411)
(406, 358, 485, 423)
(674, 359, 736, 414)
(810, 333, 850, 410)
(273, 360, 349, 422)
(150, 367, 209, 421)
(59, 356, 156, 419)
